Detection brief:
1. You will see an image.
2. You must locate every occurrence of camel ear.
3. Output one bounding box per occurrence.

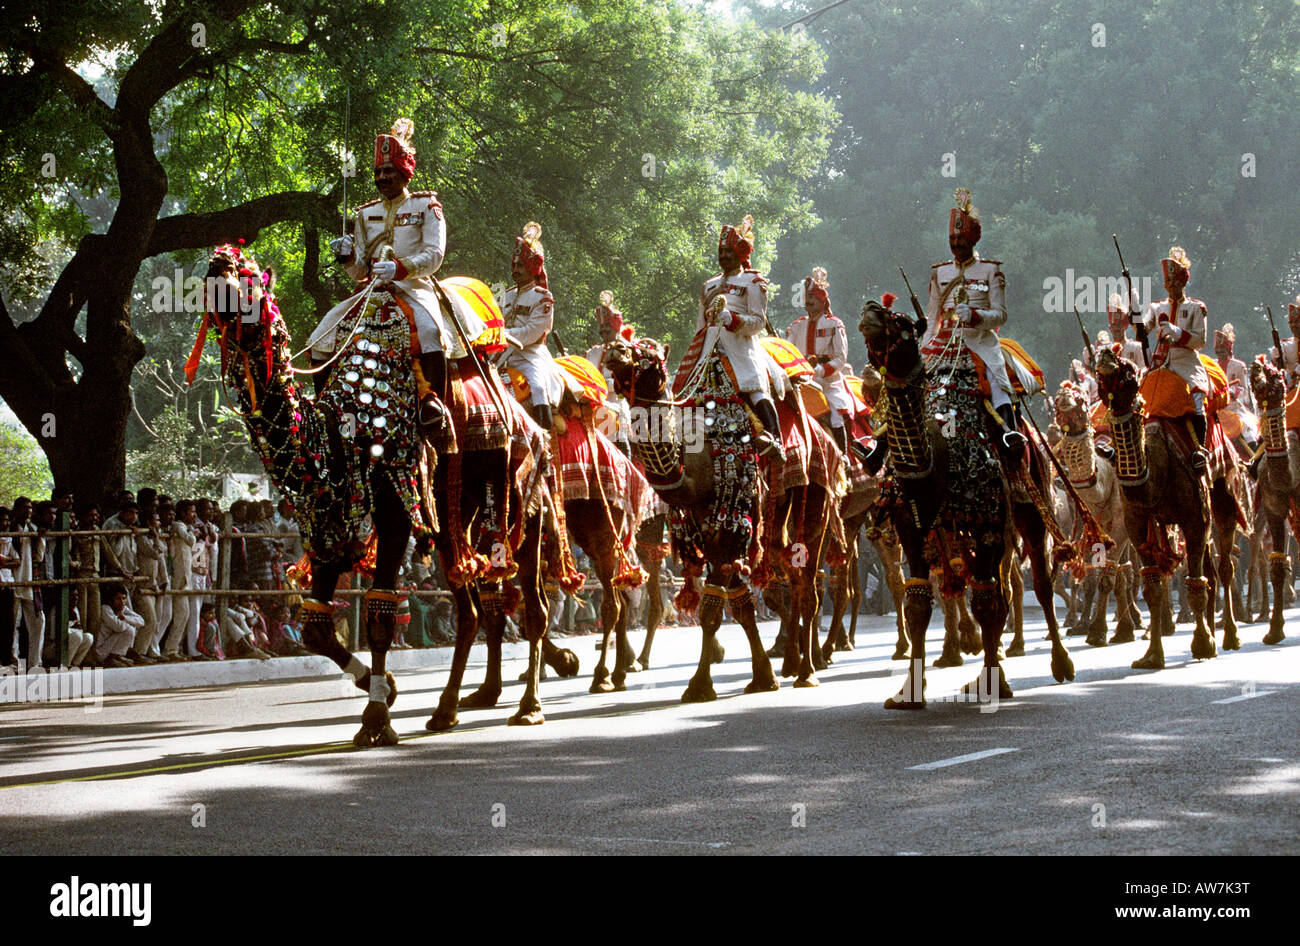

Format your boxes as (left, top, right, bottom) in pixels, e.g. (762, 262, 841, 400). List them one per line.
(662, 342, 671, 362)
(263, 266, 276, 293)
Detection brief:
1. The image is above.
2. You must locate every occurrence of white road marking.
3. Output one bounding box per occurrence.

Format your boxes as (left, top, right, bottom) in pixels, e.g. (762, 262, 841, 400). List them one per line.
(574, 835, 730, 849)
(1211, 690, 1277, 705)
(907, 747, 1020, 770)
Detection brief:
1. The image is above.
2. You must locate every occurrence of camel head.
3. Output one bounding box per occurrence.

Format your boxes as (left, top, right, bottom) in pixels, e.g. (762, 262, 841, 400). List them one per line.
(1249, 355, 1286, 411)
(858, 294, 922, 385)
(1053, 380, 1090, 435)
(1094, 343, 1140, 415)
(203, 244, 280, 355)
(605, 336, 670, 406)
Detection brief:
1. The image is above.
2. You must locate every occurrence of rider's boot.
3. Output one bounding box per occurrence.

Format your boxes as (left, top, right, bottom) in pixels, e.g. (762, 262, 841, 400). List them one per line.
(861, 437, 889, 475)
(752, 397, 785, 460)
(532, 403, 554, 434)
(830, 424, 849, 455)
(417, 351, 451, 437)
(996, 402, 1027, 470)
(1189, 413, 1209, 474)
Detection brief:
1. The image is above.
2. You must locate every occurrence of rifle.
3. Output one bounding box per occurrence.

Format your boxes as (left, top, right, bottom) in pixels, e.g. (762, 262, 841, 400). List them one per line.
(898, 267, 927, 334)
(1266, 305, 1283, 368)
(1112, 234, 1148, 368)
(550, 325, 570, 358)
(1074, 307, 1095, 374)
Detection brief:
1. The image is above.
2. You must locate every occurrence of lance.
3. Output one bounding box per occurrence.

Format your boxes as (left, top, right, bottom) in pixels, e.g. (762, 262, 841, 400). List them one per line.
(1266, 304, 1283, 368)
(1074, 306, 1095, 374)
(898, 267, 927, 334)
(341, 89, 350, 238)
(1112, 234, 1148, 367)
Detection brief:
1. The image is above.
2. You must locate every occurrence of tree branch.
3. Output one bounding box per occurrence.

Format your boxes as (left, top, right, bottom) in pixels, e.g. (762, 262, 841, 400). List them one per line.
(146, 189, 342, 255)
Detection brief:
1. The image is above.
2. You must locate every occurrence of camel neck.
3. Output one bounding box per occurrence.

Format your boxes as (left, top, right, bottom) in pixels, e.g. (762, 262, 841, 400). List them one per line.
(1059, 427, 1097, 484)
(1110, 407, 1149, 486)
(885, 376, 933, 477)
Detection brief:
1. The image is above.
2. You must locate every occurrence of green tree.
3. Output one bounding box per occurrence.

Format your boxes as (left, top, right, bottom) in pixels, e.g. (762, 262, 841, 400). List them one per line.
(0, 420, 53, 502)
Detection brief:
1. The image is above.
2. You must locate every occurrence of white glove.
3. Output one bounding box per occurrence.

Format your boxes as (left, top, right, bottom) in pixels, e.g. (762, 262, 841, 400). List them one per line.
(1158, 323, 1176, 341)
(329, 235, 354, 259)
(372, 259, 398, 282)
(955, 303, 972, 325)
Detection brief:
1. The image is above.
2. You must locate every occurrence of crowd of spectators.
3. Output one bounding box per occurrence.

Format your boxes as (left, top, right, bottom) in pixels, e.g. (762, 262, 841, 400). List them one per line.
(1, 486, 705, 674)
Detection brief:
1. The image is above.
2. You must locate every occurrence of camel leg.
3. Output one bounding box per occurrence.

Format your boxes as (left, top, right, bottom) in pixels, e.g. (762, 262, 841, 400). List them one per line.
(1006, 552, 1027, 656)
(824, 570, 848, 664)
(683, 584, 725, 703)
(878, 539, 908, 659)
(963, 536, 1014, 702)
(1069, 570, 1096, 637)
(728, 579, 778, 694)
(935, 587, 964, 667)
(428, 584, 479, 731)
(887, 581, 931, 709)
(1132, 569, 1170, 669)
(791, 523, 828, 687)
(590, 571, 619, 693)
(1111, 558, 1137, 643)
(509, 515, 547, 725)
(636, 551, 664, 668)
(1086, 565, 1114, 648)
(460, 583, 505, 708)
(1212, 485, 1241, 651)
(846, 542, 863, 650)
(1265, 548, 1288, 645)
(301, 561, 395, 704)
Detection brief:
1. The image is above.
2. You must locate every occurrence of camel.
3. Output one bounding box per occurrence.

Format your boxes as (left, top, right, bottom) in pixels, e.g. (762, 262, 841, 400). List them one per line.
(606, 334, 836, 698)
(1094, 346, 1245, 668)
(1245, 357, 1292, 645)
(857, 298, 1074, 708)
(1052, 381, 1142, 646)
(199, 248, 554, 745)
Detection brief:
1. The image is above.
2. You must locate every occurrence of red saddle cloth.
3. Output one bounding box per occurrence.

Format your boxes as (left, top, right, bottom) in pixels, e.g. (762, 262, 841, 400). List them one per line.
(553, 415, 649, 524)
(454, 359, 510, 452)
(766, 395, 840, 496)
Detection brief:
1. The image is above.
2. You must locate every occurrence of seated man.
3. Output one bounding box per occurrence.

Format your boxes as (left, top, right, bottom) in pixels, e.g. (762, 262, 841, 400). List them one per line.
(787, 267, 854, 453)
(496, 221, 565, 431)
(309, 118, 485, 437)
(1142, 246, 1210, 472)
(97, 586, 145, 668)
(699, 214, 786, 457)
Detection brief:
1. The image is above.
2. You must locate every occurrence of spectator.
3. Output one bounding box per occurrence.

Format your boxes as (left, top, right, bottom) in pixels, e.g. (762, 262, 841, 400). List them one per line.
(195, 603, 223, 660)
(162, 499, 199, 660)
(0, 507, 17, 673)
(273, 498, 303, 562)
(136, 487, 158, 522)
(127, 509, 169, 665)
(71, 502, 127, 665)
(220, 598, 272, 660)
(96, 586, 144, 668)
(266, 604, 311, 656)
(102, 500, 140, 601)
(244, 501, 278, 594)
(11, 498, 47, 672)
(66, 604, 94, 668)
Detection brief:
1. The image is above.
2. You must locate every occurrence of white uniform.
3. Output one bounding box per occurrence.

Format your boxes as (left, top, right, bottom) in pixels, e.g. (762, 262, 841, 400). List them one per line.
(1220, 357, 1253, 413)
(308, 190, 484, 358)
(924, 254, 1013, 407)
(697, 270, 787, 399)
(786, 312, 853, 423)
(586, 342, 632, 441)
(1142, 297, 1208, 394)
(1113, 334, 1147, 369)
(497, 284, 563, 408)
(1269, 337, 1300, 378)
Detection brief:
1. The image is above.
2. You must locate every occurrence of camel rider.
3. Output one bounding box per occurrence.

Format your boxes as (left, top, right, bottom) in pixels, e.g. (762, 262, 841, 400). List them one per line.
(1214, 324, 1253, 415)
(1106, 292, 1147, 369)
(586, 291, 635, 451)
(1267, 293, 1300, 385)
(1142, 246, 1210, 472)
(311, 118, 483, 437)
(497, 221, 564, 431)
(786, 267, 853, 453)
(924, 187, 1027, 463)
(699, 215, 786, 458)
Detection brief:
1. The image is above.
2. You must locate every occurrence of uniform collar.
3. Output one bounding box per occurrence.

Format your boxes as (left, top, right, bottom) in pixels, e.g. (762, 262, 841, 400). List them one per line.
(382, 188, 411, 209)
(953, 251, 981, 269)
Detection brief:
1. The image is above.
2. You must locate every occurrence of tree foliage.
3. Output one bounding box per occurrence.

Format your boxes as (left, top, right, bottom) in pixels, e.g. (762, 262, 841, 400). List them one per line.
(1, 0, 835, 504)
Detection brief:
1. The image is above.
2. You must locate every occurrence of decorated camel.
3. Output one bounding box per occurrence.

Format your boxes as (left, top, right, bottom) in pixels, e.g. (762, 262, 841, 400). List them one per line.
(1052, 380, 1142, 646)
(856, 297, 1075, 708)
(1245, 356, 1292, 645)
(1093, 345, 1247, 667)
(197, 247, 557, 745)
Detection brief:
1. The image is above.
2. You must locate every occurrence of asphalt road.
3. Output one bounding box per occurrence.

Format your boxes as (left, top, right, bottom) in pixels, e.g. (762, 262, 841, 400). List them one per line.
(1, 605, 1296, 855)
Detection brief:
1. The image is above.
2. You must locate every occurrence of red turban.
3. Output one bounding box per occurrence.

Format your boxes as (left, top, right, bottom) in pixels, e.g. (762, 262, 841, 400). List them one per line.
(718, 214, 755, 264)
(513, 221, 547, 289)
(374, 118, 417, 180)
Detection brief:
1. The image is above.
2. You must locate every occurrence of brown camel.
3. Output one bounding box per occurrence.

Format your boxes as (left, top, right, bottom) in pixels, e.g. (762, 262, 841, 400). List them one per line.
(1246, 357, 1292, 645)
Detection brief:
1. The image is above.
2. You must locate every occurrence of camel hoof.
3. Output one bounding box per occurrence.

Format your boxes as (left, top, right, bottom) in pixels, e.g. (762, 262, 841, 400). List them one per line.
(354, 701, 398, 747)
(681, 680, 717, 703)
(623, 659, 643, 674)
(961, 668, 1013, 701)
(794, 675, 819, 689)
(1066, 624, 1089, 637)
(636, 653, 652, 670)
(1052, 651, 1075, 683)
(355, 671, 399, 708)
(1222, 631, 1242, 652)
(1191, 633, 1217, 661)
(1131, 652, 1164, 670)
(834, 638, 853, 653)
(892, 643, 910, 661)
(781, 656, 798, 678)
(458, 687, 501, 709)
(744, 674, 780, 694)
(764, 643, 784, 659)
(426, 709, 459, 732)
(1163, 621, 1179, 635)
(813, 650, 829, 672)
(709, 640, 726, 664)
(1263, 626, 1285, 646)
(1085, 629, 1107, 648)
(508, 708, 545, 726)
(933, 646, 963, 668)
(611, 673, 628, 692)
(1109, 630, 1135, 645)
(548, 648, 580, 678)
(884, 694, 925, 710)
(590, 678, 616, 694)
(1005, 639, 1026, 658)
(820, 644, 835, 665)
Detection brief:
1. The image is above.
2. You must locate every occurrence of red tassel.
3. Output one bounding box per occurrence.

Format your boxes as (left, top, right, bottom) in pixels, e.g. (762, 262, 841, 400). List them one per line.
(183, 311, 211, 384)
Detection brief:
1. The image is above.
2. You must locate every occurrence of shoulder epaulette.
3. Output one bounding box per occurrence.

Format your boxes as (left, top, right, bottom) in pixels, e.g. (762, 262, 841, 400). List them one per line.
(983, 258, 1002, 266)
(931, 260, 949, 269)
(355, 197, 381, 213)
(409, 190, 438, 199)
